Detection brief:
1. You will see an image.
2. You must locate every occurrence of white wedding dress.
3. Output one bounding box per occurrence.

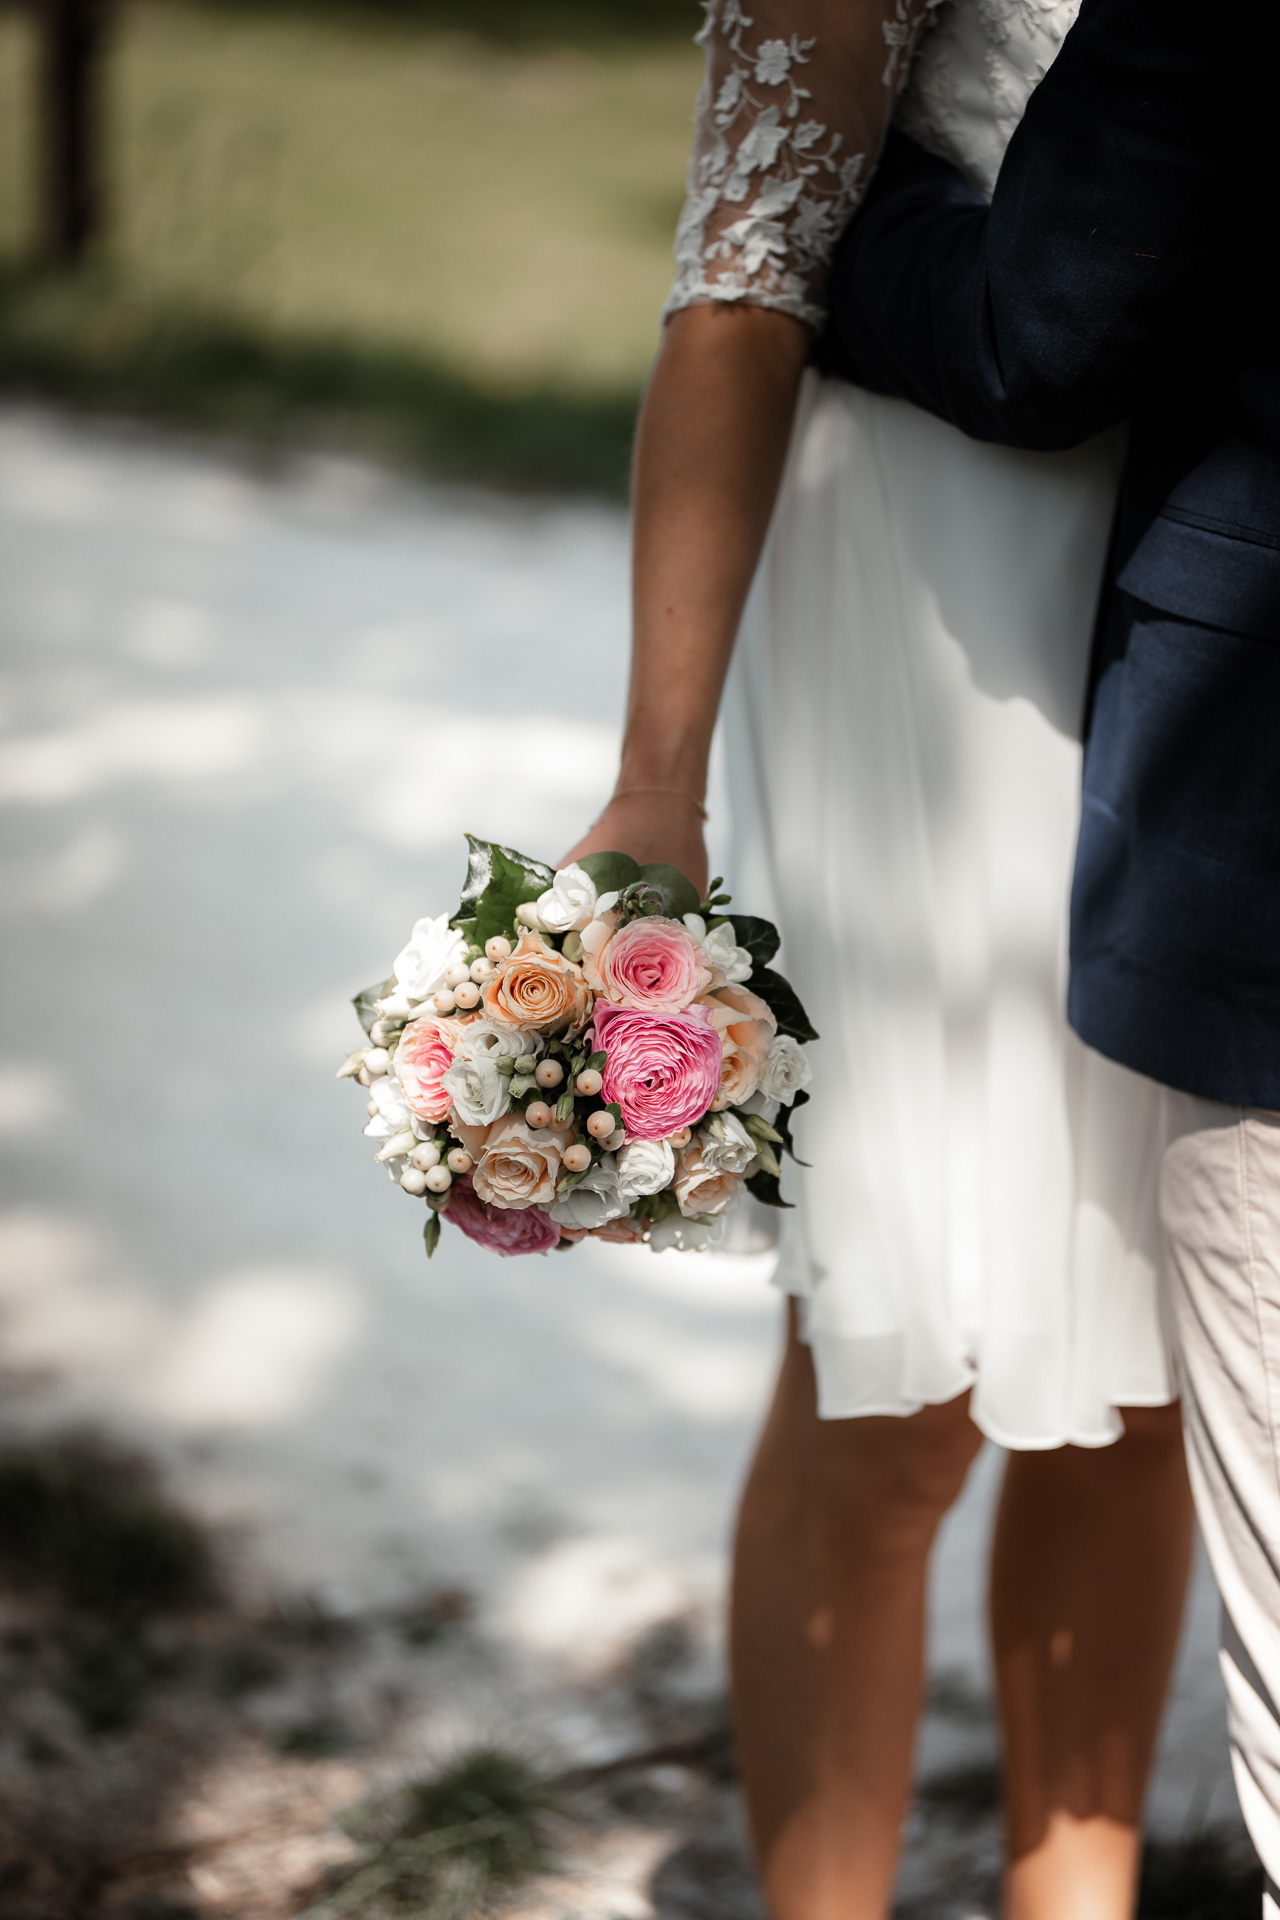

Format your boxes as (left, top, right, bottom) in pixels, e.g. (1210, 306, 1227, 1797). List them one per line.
(668, 0, 1176, 1446)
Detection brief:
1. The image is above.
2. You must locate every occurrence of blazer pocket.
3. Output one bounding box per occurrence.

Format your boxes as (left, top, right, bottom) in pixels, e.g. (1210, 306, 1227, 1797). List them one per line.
(1118, 514, 1280, 643)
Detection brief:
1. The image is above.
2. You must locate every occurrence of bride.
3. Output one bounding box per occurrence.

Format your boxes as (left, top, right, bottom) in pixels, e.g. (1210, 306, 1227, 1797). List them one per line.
(566, 0, 1194, 1912)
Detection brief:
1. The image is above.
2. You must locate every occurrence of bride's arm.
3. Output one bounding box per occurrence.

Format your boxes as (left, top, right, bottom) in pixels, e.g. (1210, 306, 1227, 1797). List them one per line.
(564, 302, 807, 897)
(563, 0, 934, 894)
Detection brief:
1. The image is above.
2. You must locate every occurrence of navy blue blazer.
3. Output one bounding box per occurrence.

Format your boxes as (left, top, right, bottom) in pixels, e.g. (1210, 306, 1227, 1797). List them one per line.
(820, 0, 1280, 1108)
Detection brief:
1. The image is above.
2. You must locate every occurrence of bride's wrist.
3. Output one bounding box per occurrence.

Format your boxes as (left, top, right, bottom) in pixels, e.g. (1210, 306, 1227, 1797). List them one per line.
(610, 783, 708, 822)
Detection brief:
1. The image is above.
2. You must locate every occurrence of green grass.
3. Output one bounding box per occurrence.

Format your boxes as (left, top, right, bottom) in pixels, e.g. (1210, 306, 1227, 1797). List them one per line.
(0, 0, 701, 485)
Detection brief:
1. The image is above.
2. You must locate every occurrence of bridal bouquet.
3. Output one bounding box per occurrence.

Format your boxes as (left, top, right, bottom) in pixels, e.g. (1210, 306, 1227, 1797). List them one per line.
(338, 838, 815, 1258)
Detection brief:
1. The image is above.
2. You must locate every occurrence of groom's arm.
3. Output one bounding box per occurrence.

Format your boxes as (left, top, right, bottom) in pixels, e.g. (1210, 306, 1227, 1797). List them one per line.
(820, 0, 1255, 449)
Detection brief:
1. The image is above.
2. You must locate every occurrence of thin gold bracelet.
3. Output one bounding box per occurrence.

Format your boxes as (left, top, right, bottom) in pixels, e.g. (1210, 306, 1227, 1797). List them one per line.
(611, 786, 709, 822)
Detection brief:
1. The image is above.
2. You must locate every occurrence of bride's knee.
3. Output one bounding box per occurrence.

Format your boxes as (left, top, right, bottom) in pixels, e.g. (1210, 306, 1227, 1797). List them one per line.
(846, 1395, 985, 1522)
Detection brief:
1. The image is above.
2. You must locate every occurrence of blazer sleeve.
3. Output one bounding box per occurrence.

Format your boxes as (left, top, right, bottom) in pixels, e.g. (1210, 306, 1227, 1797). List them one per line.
(819, 0, 1258, 450)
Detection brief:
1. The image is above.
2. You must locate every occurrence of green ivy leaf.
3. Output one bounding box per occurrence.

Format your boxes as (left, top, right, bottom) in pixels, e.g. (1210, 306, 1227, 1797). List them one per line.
(773, 1087, 811, 1165)
(449, 836, 553, 945)
(577, 850, 642, 894)
(749, 967, 819, 1044)
(353, 976, 395, 1037)
(637, 863, 701, 920)
(746, 1168, 794, 1209)
(423, 1212, 441, 1259)
(727, 915, 780, 972)
(586, 1051, 608, 1072)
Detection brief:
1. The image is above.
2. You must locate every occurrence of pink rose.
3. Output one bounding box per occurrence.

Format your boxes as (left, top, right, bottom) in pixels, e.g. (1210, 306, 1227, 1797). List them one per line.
(592, 916, 710, 1014)
(592, 1002, 723, 1142)
(395, 1015, 458, 1123)
(444, 1175, 560, 1256)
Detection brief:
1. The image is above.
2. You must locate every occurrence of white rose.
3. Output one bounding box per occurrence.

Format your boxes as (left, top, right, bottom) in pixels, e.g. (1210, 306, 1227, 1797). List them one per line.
(535, 864, 599, 935)
(616, 1137, 676, 1204)
(649, 1211, 723, 1254)
(391, 912, 469, 1004)
(455, 1019, 538, 1064)
(757, 1034, 812, 1104)
(683, 913, 753, 988)
(698, 1111, 756, 1175)
(363, 1072, 415, 1141)
(442, 1055, 511, 1128)
(548, 1157, 627, 1231)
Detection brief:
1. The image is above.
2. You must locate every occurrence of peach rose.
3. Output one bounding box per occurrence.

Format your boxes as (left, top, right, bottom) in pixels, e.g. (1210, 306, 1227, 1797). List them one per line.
(698, 984, 776, 1111)
(394, 1014, 461, 1123)
(481, 928, 591, 1033)
(673, 1139, 744, 1217)
(472, 1110, 574, 1210)
(591, 1212, 646, 1245)
(591, 915, 711, 1013)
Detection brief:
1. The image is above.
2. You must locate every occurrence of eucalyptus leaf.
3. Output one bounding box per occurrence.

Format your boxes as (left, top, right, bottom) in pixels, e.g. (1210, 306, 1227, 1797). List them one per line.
(587, 1051, 608, 1072)
(554, 1089, 575, 1125)
(423, 1212, 441, 1259)
(749, 966, 819, 1044)
(577, 850, 642, 894)
(727, 915, 780, 972)
(637, 863, 701, 920)
(353, 976, 395, 1037)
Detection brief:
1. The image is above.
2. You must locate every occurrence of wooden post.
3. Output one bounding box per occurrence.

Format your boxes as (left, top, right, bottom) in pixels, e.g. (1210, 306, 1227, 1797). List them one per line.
(36, 0, 110, 263)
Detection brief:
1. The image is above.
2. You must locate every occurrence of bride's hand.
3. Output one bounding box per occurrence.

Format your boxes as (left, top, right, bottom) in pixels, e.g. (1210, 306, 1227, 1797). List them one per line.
(560, 790, 709, 901)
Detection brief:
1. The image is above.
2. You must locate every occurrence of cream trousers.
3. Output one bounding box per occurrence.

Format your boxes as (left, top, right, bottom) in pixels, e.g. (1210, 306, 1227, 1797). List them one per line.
(1162, 1097, 1280, 1911)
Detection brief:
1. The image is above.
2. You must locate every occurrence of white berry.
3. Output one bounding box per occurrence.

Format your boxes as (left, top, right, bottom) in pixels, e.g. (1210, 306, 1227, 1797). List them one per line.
(364, 1048, 390, 1078)
(586, 1111, 614, 1140)
(410, 1142, 441, 1171)
(433, 989, 457, 1014)
(453, 981, 481, 1010)
(485, 935, 512, 961)
(575, 1068, 603, 1098)
(563, 1143, 591, 1174)
(424, 1165, 453, 1194)
(535, 1060, 564, 1089)
(400, 1167, 429, 1196)
(526, 1101, 552, 1129)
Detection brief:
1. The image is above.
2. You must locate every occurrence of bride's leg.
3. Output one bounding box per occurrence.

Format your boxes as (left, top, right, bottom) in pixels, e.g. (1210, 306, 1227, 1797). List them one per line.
(731, 1303, 983, 1920)
(993, 1403, 1195, 1920)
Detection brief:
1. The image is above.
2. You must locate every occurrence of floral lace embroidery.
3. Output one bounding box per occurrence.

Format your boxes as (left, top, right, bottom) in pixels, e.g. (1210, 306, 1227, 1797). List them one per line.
(664, 0, 936, 329)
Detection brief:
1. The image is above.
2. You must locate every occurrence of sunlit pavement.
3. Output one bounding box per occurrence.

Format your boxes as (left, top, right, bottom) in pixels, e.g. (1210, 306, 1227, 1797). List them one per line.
(0, 405, 1242, 1849)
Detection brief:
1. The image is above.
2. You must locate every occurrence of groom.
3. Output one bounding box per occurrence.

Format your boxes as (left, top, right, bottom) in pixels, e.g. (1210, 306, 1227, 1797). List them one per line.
(820, 0, 1280, 1894)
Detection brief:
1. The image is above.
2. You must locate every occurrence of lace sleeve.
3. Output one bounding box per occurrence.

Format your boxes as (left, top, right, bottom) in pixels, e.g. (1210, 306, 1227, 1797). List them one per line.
(664, 0, 938, 328)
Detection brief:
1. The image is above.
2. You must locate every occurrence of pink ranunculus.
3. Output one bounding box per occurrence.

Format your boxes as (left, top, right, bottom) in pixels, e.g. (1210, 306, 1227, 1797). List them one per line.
(444, 1175, 561, 1257)
(394, 1014, 458, 1123)
(595, 915, 711, 1014)
(592, 1002, 724, 1142)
